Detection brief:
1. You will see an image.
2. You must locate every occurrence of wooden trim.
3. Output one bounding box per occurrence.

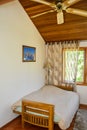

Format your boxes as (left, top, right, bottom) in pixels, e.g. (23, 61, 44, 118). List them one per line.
(63, 47, 87, 85)
(77, 47, 87, 85)
(80, 104, 87, 109)
(77, 83, 87, 86)
(85, 48, 87, 84)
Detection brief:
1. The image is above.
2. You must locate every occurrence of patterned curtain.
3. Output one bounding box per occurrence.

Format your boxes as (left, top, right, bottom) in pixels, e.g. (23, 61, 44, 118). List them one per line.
(44, 41, 79, 89)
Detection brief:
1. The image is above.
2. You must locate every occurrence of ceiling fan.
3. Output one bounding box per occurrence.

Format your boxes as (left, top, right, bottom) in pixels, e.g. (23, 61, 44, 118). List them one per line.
(30, 0, 87, 24)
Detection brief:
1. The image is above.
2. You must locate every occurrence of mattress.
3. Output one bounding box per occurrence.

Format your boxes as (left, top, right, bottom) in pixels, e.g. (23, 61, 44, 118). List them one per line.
(12, 85, 79, 130)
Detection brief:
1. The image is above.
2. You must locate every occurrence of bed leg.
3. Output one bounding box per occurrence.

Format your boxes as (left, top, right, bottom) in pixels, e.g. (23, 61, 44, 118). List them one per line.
(49, 125, 54, 130)
(22, 117, 24, 128)
(49, 122, 54, 130)
(49, 106, 54, 130)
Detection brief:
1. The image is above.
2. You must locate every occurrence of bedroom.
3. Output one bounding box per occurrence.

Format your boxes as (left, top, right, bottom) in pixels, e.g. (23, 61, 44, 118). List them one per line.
(0, 0, 87, 129)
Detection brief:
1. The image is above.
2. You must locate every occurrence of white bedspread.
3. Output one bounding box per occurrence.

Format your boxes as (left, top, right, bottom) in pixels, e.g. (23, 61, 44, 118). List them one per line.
(12, 85, 79, 130)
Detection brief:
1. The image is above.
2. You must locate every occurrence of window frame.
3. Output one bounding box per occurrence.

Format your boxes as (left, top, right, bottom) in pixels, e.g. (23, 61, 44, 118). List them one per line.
(76, 48, 85, 85)
(79, 47, 87, 86)
(63, 47, 87, 86)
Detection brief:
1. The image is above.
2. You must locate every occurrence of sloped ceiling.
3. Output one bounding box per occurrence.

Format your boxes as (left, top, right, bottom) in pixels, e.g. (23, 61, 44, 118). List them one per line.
(19, 0, 87, 42)
(1, 0, 87, 41)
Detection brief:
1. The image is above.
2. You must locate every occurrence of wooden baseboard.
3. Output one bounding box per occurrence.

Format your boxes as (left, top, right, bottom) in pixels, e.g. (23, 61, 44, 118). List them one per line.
(80, 104, 87, 109)
(1, 116, 20, 129)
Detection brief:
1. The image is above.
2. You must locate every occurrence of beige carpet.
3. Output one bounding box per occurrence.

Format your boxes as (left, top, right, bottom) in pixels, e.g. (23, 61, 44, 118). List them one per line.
(73, 109, 87, 130)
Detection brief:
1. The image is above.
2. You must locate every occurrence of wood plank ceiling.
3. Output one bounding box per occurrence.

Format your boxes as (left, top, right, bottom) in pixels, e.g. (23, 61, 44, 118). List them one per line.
(19, 0, 87, 41)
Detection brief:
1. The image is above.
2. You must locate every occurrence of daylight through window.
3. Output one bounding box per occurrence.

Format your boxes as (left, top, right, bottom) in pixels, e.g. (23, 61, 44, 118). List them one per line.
(63, 48, 87, 85)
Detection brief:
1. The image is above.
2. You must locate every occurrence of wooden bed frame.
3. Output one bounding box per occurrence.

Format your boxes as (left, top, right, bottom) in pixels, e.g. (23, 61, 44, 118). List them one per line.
(22, 100, 54, 130)
(12, 86, 75, 130)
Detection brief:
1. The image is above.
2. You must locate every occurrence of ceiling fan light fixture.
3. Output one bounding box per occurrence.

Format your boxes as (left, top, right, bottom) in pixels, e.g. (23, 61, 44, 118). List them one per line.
(57, 10, 64, 24)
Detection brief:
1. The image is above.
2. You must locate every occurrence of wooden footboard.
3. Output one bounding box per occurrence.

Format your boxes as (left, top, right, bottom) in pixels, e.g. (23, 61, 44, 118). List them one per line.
(22, 100, 54, 130)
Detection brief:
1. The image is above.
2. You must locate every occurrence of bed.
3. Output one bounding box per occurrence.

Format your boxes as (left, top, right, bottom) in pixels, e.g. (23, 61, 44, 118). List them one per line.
(12, 85, 79, 130)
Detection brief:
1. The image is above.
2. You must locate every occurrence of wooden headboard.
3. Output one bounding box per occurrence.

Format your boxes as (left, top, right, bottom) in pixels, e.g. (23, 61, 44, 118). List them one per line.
(54, 83, 74, 91)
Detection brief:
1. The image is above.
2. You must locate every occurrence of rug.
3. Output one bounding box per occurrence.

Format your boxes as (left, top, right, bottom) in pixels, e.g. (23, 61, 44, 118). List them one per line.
(73, 109, 87, 130)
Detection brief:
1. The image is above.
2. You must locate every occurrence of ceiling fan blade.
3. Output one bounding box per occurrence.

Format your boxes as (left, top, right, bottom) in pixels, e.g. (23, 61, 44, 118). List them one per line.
(62, 0, 81, 10)
(30, 0, 55, 7)
(66, 8, 87, 17)
(57, 10, 64, 24)
(31, 10, 55, 18)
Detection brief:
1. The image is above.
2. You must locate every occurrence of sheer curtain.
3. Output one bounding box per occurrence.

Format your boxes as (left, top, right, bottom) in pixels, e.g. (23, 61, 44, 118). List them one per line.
(44, 41, 79, 90)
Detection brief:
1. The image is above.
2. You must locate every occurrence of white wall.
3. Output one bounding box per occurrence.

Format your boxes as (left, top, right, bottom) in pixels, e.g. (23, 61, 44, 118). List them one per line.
(77, 85, 87, 105)
(0, 1, 87, 127)
(80, 40, 87, 47)
(76, 40, 87, 105)
(0, 0, 45, 127)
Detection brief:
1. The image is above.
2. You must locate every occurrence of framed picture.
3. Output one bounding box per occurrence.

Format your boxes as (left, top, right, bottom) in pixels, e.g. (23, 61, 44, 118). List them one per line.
(22, 45, 36, 62)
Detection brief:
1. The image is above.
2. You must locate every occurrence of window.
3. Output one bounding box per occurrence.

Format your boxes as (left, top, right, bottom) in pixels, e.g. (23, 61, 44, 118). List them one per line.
(76, 49, 84, 83)
(63, 47, 87, 85)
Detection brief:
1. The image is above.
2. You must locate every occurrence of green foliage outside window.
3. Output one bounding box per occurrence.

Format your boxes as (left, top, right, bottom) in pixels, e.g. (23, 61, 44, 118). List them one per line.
(64, 50, 84, 83)
(76, 50, 84, 83)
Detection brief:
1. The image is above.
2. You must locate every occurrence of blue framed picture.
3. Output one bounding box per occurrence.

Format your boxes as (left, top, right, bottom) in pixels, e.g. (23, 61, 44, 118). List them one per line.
(22, 45, 36, 62)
